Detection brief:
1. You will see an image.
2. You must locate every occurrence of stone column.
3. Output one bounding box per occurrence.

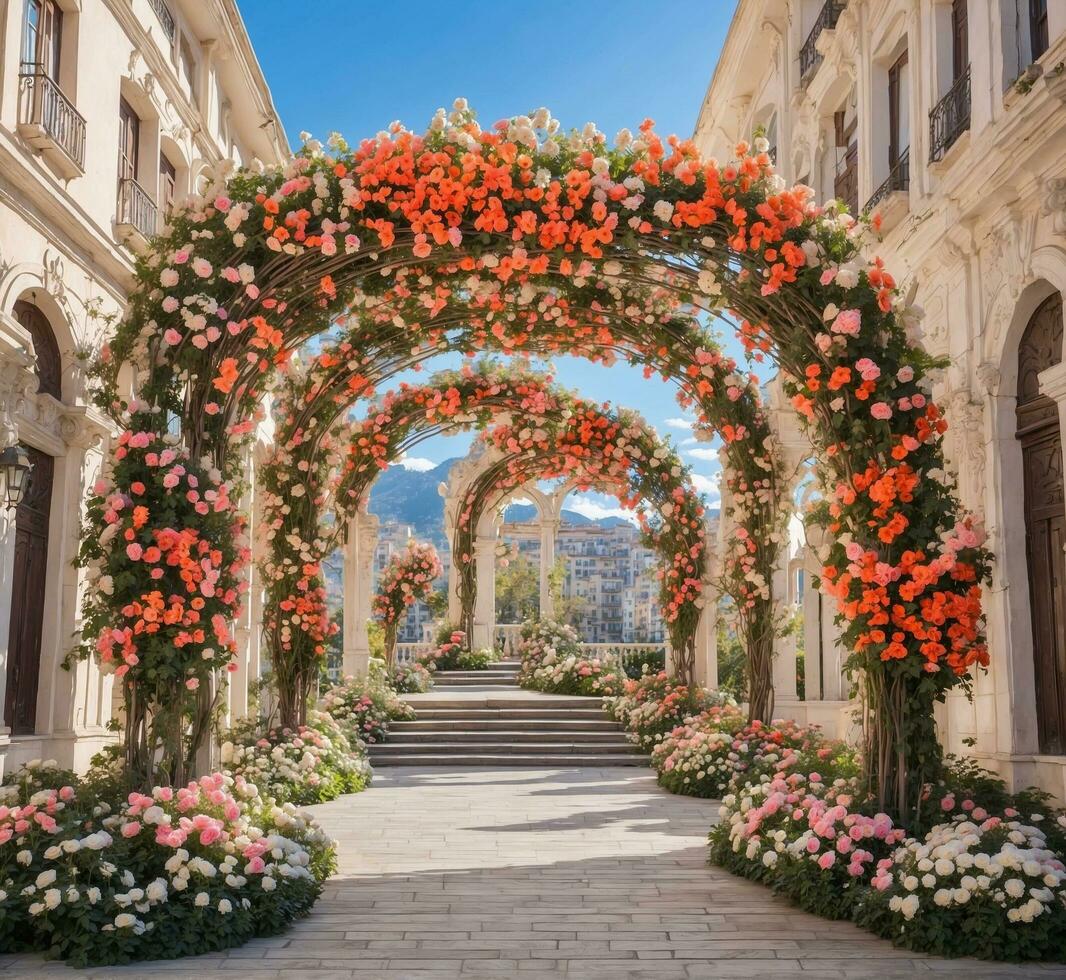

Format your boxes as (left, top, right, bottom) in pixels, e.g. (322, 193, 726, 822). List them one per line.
(471, 531, 496, 651)
(342, 510, 378, 677)
(538, 517, 558, 619)
(693, 518, 719, 689)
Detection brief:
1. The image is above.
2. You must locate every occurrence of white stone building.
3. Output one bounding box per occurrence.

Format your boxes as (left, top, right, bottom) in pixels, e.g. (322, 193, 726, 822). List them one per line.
(0, 0, 287, 775)
(696, 0, 1066, 799)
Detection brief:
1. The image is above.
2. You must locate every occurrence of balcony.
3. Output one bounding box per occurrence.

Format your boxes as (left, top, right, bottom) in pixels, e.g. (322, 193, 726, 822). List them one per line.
(799, 1, 846, 81)
(17, 67, 86, 179)
(865, 147, 910, 213)
(116, 177, 158, 247)
(929, 66, 971, 163)
(149, 0, 177, 44)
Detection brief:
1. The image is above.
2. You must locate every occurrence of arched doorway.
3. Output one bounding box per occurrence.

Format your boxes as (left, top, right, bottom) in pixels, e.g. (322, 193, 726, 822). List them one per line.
(1016, 290, 1066, 754)
(4, 301, 59, 735)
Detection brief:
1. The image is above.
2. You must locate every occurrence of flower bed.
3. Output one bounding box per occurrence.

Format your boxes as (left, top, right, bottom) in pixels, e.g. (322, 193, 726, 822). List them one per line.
(515, 620, 621, 697)
(319, 671, 415, 743)
(0, 760, 334, 967)
(706, 740, 1066, 961)
(605, 671, 733, 750)
(220, 710, 371, 805)
(390, 661, 433, 693)
(417, 629, 497, 671)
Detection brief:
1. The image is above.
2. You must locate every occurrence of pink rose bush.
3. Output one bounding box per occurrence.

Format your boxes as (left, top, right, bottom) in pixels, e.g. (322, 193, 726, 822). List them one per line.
(219, 710, 370, 805)
(390, 660, 434, 693)
(417, 628, 497, 672)
(651, 712, 832, 799)
(516, 619, 621, 697)
(605, 671, 733, 750)
(319, 670, 414, 744)
(0, 760, 334, 967)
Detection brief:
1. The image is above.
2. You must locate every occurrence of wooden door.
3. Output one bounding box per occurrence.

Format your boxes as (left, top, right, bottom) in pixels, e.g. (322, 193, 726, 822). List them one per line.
(4, 448, 53, 736)
(1017, 292, 1066, 755)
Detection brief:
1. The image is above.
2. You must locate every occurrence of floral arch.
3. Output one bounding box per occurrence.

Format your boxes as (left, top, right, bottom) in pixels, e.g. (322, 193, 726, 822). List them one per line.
(445, 402, 709, 681)
(262, 359, 724, 723)
(82, 102, 990, 814)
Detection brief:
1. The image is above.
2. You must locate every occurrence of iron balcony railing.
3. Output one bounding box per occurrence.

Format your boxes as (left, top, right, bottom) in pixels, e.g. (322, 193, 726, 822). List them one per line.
(929, 66, 971, 163)
(800, 0, 846, 79)
(118, 176, 158, 240)
(865, 147, 910, 212)
(17, 66, 86, 171)
(149, 0, 177, 44)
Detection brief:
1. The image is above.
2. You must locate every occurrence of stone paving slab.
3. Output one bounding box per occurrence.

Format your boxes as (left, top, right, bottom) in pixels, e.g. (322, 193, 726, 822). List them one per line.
(3, 767, 1065, 978)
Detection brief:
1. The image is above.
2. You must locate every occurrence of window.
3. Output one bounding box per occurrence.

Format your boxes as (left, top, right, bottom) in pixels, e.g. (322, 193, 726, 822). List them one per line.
(952, 0, 968, 80)
(159, 152, 177, 215)
(118, 97, 140, 180)
(888, 49, 909, 167)
(22, 0, 62, 77)
(179, 34, 198, 102)
(1030, 0, 1049, 62)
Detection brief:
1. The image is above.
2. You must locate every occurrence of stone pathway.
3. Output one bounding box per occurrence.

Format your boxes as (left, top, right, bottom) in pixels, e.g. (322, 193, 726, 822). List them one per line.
(7, 767, 1065, 979)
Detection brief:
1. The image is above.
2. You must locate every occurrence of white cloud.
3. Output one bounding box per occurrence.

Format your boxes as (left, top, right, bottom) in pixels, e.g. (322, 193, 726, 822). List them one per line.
(396, 455, 437, 472)
(686, 447, 719, 462)
(691, 473, 721, 503)
(664, 417, 695, 431)
(563, 493, 639, 526)
(681, 436, 699, 445)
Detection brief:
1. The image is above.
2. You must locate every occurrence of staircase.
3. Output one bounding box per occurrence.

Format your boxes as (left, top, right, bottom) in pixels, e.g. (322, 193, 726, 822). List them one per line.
(370, 660, 646, 767)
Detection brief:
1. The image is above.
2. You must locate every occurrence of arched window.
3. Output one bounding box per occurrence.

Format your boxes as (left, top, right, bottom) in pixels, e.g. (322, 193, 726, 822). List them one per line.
(14, 300, 62, 399)
(1016, 291, 1066, 754)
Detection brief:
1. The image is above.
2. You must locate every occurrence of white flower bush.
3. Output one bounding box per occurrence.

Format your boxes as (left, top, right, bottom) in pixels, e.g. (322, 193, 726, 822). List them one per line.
(0, 761, 335, 967)
(857, 815, 1066, 958)
(516, 619, 621, 697)
(220, 710, 371, 805)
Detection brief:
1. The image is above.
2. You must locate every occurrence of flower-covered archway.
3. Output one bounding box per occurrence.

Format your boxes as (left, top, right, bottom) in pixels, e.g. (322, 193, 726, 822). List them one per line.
(447, 403, 708, 680)
(82, 103, 989, 815)
(262, 360, 723, 725)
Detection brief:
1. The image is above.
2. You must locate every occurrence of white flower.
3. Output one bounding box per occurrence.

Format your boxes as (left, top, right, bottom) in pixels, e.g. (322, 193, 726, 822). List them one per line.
(35, 870, 57, 889)
(218, 898, 233, 914)
(114, 913, 136, 929)
(194, 892, 210, 908)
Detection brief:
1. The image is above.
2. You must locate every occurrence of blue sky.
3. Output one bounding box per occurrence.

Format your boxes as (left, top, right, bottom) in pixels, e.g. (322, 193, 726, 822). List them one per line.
(239, 0, 742, 520)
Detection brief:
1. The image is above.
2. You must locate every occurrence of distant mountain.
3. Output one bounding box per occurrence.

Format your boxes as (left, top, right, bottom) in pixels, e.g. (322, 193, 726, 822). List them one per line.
(502, 503, 633, 528)
(367, 458, 460, 544)
(366, 459, 639, 542)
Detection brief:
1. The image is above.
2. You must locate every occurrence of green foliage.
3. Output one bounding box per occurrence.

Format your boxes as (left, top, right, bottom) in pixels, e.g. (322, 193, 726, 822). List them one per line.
(495, 552, 539, 624)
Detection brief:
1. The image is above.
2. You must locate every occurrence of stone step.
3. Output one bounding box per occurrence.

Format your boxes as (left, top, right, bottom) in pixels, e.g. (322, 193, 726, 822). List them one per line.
(387, 730, 628, 744)
(432, 675, 519, 686)
(432, 669, 515, 678)
(391, 718, 623, 733)
(407, 696, 602, 710)
(409, 708, 609, 722)
(369, 752, 649, 767)
(371, 740, 640, 756)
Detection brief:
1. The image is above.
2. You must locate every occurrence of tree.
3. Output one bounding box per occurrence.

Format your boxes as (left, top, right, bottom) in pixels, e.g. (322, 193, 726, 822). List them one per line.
(495, 553, 539, 623)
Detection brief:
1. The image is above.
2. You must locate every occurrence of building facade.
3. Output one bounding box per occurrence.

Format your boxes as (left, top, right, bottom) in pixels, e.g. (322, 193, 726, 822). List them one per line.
(0, 0, 287, 775)
(696, 0, 1066, 799)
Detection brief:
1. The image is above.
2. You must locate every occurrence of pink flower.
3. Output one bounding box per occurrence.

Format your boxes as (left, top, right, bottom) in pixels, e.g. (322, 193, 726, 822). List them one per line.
(121, 821, 142, 838)
(870, 402, 892, 420)
(126, 543, 143, 561)
(186, 678, 200, 690)
(830, 309, 861, 336)
(817, 851, 836, 870)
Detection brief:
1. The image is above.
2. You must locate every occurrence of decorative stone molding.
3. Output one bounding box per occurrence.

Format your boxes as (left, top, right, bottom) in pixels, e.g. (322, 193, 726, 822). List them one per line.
(1041, 177, 1066, 235)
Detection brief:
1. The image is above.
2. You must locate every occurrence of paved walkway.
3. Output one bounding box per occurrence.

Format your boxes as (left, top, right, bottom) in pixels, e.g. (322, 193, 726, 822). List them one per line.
(4, 767, 1065, 979)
